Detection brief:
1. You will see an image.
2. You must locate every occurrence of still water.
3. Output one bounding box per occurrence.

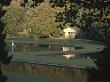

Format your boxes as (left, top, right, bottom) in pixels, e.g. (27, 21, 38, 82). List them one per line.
(7, 42, 89, 59)
(1, 62, 88, 82)
(9, 43, 80, 52)
(1, 41, 90, 82)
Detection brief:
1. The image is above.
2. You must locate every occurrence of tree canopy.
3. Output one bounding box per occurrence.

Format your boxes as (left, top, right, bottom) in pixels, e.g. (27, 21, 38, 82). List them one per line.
(0, 0, 110, 46)
(1, 6, 25, 34)
(1, 0, 63, 38)
(50, 0, 110, 47)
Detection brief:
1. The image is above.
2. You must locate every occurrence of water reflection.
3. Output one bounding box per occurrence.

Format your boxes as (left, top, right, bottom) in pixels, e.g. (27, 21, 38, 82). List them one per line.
(7, 43, 83, 52)
(0, 69, 7, 82)
(63, 54, 76, 59)
(63, 47, 75, 51)
(2, 62, 88, 82)
(8, 44, 61, 52)
(87, 48, 110, 82)
(7, 43, 89, 59)
(9, 40, 16, 54)
(0, 33, 12, 82)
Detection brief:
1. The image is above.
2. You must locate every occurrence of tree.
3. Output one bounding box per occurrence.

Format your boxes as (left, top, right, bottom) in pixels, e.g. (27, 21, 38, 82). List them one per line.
(19, 0, 44, 8)
(1, 5, 25, 35)
(0, 0, 12, 81)
(50, 0, 110, 47)
(1, 0, 63, 38)
(49, 0, 110, 81)
(23, 3, 62, 38)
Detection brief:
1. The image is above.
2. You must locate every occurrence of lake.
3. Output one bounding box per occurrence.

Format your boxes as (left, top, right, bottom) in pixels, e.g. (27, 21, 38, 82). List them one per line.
(1, 62, 88, 82)
(1, 38, 104, 82)
(7, 40, 91, 59)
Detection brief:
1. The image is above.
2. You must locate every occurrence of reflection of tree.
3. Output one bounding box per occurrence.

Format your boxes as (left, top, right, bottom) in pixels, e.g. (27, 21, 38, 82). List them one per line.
(88, 48, 110, 82)
(0, 33, 7, 82)
(0, 69, 7, 82)
(4, 62, 88, 82)
(0, 32, 12, 82)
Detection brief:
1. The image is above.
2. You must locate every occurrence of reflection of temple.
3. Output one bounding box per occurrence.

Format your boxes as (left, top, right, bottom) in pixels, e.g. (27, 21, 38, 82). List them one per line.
(63, 47, 76, 59)
(63, 47, 75, 51)
(63, 54, 76, 59)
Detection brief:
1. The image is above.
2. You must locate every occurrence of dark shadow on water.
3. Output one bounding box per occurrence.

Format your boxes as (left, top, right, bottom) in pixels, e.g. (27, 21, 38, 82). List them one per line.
(87, 48, 110, 82)
(0, 33, 12, 82)
(0, 69, 7, 82)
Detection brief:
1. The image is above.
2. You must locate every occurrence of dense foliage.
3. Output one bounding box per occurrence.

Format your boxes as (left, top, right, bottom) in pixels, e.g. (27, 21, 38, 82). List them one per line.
(0, 0, 110, 81)
(0, 0, 110, 46)
(50, 0, 110, 47)
(49, 0, 110, 81)
(1, 0, 63, 38)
